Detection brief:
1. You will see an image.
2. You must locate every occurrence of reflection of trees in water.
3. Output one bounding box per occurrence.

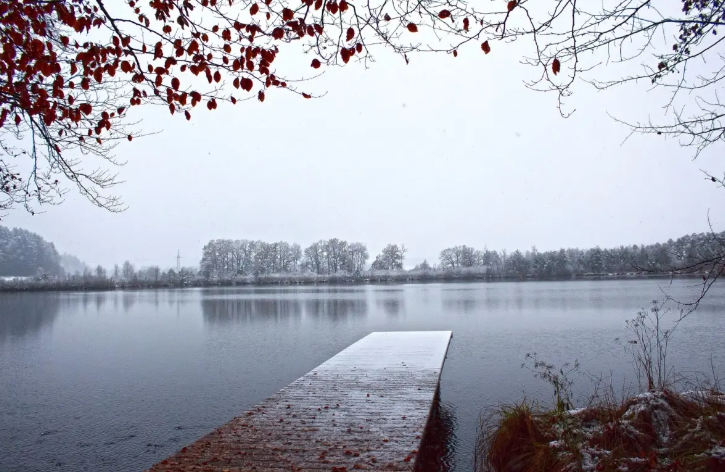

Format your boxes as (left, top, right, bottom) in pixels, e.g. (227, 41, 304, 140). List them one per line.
(442, 296, 479, 314)
(376, 297, 405, 317)
(0, 292, 61, 341)
(304, 298, 367, 320)
(202, 298, 303, 324)
(202, 296, 368, 324)
(245, 287, 365, 296)
(122, 291, 137, 312)
(76, 292, 109, 312)
(94, 292, 107, 311)
(415, 388, 457, 472)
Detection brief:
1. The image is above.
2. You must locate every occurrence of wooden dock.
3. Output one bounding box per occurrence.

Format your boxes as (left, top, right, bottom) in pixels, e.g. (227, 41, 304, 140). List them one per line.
(147, 331, 452, 472)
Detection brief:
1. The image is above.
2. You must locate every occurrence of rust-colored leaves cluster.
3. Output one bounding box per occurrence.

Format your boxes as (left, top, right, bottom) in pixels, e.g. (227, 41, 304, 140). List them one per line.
(552, 58, 561, 75)
(1, 0, 323, 154)
(2, 0, 505, 185)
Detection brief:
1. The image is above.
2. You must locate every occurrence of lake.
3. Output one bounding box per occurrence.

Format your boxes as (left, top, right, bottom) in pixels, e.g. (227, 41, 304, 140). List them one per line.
(1, 280, 723, 472)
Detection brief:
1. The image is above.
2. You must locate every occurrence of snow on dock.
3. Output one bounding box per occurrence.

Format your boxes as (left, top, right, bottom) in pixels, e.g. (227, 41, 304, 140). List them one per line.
(146, 331, 453, 472)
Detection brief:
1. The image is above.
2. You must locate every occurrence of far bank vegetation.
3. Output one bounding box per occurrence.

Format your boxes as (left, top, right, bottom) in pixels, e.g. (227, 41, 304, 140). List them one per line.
(1, 227, 723, 291)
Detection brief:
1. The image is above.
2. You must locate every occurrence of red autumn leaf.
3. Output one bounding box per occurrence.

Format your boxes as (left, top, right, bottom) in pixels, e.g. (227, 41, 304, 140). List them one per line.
(339, 0, 348, 12)
(302, 93, 311, 98)
(463, 17, 469, 31)
(79, 103, 93, 115)
(282, 8, 294, 20)
(258, 90, 265, 102)
(213, 70, 221, 82)
(346, 27, 354, 42)
(439, 10, 451, 19)
(311, 59, 321, 68)
(250, 3, 259, 15)
(407, 23, 418, 32)
(481, 41, 491, 54)
(340, 48, 350, 63)
(507, 0, 516, 11)
(383, 13, 391, 21)
(356, 43, 363, 53)
(171, 77, 180, 90)
(552, 57, 561, 75)
(453, 50, 458, 57)
(185, 110, 191, 120)
(272, 27, 284, 39)
(127, 135, 133, 141)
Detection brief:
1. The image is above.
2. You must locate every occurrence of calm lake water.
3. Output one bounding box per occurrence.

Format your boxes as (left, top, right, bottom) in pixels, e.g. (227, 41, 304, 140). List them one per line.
(1, 280, 724, 472)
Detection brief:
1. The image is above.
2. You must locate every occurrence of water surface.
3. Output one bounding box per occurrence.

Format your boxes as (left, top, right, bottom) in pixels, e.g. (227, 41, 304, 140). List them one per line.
(1, 280, 723, 472)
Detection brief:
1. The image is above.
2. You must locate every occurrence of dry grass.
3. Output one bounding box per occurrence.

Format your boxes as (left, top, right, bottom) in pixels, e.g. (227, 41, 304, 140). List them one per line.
(476, 390, 725, 472)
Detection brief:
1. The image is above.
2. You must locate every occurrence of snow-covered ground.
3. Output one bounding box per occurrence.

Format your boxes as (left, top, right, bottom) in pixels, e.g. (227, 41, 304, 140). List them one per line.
(484, 390, 725, 471)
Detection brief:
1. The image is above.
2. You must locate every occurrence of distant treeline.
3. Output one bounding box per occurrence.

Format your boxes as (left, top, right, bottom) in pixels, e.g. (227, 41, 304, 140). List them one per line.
(0, 230, 721, 292)
(0, 226, 63, 276)
(433, 232, 721, 278)
(198, 232, 721, 281)
(199, 239, 405, 277)
(0, 225, 93, 277)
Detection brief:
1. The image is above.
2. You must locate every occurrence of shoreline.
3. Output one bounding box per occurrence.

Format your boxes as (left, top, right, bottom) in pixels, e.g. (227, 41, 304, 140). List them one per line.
(477, 389, 725, 471)
(0, 272, 704, 294)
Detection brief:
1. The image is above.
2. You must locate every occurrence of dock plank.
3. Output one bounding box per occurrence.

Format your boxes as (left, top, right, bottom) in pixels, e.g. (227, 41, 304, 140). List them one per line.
(147, 331, 452, 472)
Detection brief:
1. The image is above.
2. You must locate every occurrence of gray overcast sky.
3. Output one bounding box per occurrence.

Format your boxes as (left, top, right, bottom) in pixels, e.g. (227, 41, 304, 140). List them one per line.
(4, 41, 724, 269)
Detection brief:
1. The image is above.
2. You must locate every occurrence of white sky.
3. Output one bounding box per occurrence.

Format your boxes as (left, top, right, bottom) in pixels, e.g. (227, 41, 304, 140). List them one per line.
(4, 39, 724, 269)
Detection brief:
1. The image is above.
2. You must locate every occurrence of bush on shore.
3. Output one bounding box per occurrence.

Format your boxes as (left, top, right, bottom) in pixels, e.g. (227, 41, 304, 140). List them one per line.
(477, 389, 725, 472)
(476, 300, 725, 472)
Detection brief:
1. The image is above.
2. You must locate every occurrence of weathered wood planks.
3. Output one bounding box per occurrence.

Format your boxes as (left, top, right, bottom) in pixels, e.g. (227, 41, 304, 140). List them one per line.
(146, 331, 453, 472)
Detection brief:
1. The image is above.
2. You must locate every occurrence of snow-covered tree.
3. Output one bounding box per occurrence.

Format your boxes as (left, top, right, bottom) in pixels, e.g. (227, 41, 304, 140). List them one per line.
(0, 225, 63, 276)
(371, 244, 406, 271)
(121, 261, 135, 280)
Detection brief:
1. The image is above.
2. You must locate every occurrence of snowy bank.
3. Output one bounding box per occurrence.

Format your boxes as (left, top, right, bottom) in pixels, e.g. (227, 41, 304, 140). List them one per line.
(478, 390, 725, 472)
